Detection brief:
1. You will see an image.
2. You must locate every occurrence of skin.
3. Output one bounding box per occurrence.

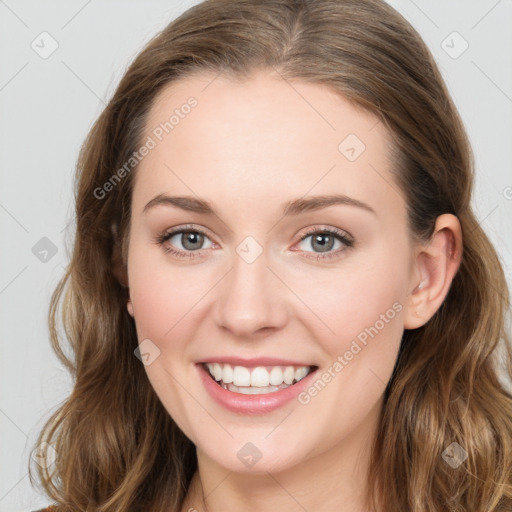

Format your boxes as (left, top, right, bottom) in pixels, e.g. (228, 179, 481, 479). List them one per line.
(124, 69, 462, 511)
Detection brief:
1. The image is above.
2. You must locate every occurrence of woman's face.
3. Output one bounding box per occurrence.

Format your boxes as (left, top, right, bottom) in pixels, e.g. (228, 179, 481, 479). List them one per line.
(126, 70, 419, 475)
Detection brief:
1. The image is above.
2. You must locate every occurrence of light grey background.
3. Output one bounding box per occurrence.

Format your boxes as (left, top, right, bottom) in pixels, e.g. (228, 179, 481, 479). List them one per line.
(1, 1, 511, 510)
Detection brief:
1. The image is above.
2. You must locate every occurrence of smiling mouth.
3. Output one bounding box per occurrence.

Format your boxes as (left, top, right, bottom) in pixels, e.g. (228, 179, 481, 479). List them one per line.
(202, 362, 317, 395)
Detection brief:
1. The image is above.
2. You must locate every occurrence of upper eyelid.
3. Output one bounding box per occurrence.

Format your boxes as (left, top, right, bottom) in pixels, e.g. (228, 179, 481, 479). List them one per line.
(161, 224, 352, 249)
(162, 224, 350, 237)
(299, 225, 352, 239)
(164, 225, 213, 239)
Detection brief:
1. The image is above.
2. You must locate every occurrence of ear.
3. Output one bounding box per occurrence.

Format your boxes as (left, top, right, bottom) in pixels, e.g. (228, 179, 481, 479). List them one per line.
(404, 214, 463, 329)
(111, 221, 129, 289)
(111, 222, 135, 317)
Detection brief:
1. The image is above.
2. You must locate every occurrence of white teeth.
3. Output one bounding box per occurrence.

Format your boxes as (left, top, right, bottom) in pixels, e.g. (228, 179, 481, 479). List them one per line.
(226, 382, 290, 395)
(251, 367, 270, 387)
(294, 366, 309, 381)
(222, 364, 233, 384)
(232, 366, 251, 386)
(234, 385, 262, 395)
(283, 366, 295, 385)
(205, 362, 313, 390)
(269, 367, 283, 385)
(213, 363, 223, 381)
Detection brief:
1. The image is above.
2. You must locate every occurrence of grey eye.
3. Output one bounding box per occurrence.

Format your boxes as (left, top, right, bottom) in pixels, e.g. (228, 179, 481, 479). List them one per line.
(299, 233, 342, 253)
(169, 231, 213, 251)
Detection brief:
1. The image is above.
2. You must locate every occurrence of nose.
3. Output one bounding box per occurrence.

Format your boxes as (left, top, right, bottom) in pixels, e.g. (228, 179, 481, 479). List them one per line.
(213, 249, 290, 338)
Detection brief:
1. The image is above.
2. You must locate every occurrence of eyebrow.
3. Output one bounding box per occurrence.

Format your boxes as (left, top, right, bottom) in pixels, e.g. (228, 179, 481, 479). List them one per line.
(143, 193, 376, 216)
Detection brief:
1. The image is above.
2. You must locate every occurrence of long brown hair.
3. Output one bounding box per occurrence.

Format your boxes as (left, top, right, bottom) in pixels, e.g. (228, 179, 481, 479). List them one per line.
(32, 0, 512, 510)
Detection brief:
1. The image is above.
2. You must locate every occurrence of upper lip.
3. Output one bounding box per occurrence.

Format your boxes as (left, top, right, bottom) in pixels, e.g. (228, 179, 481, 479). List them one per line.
(198, 356, 316, 367)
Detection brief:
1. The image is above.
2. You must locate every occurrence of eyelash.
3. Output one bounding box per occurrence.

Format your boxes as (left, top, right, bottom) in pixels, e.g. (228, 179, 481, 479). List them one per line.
(153, 224, 354, 261)
(297, 226, 354, 261)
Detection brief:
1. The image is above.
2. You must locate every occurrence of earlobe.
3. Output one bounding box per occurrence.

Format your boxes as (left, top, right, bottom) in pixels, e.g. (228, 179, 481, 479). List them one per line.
(404, 214, 462, 329)
(111, 221, 129, 288)
(127, 299, 134, 317)
(112, 222, 133, 317)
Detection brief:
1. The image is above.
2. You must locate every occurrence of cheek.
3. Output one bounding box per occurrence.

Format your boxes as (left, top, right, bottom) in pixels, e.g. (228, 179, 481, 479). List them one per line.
(127, 249, 196, 363)
(289, 251, 406, 359)
(129, 272, 176, 342)
(127, 238, 214, 337)
(127, 249, 208, 431)
(293, 262, 405, 435)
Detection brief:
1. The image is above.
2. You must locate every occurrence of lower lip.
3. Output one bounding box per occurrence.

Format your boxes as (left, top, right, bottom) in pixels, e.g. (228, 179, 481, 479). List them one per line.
(197, 364, 318, 415)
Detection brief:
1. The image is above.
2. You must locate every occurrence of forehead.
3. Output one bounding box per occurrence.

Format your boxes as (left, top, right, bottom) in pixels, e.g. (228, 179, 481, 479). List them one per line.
(133, 69, 404, 222)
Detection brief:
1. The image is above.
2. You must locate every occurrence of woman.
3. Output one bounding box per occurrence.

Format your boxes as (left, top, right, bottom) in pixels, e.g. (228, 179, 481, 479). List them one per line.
(31, 0, 512, 510)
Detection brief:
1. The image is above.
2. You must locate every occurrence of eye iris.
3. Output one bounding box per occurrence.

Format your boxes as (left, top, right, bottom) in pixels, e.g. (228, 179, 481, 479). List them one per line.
(312, 233, 334, 252)
(182, 231, 204, 250)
